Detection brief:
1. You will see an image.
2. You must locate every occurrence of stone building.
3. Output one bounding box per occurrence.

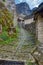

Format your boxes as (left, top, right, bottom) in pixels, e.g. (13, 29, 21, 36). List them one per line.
(23, 14, 36, 35)
(34, 3, 43, 43)
(24, 15, 34, 25)
(33, 3, 43, 65)
(4, 0, 17, 27)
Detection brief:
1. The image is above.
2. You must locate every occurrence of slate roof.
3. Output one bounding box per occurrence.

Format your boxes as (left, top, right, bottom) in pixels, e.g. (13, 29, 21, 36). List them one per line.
(23, 14, 33, 20)
(33, 3, 43, 15)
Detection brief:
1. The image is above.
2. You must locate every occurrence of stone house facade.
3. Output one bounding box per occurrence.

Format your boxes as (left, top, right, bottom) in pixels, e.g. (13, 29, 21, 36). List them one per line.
(34, 3, 43, 43)
(33, 3, 43, 65)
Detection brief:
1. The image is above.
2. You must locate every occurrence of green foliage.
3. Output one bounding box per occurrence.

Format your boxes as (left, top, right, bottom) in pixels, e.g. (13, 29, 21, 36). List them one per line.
(0, 26, 19, 45)
(3, 0, 5, 2)
(0, 2, 13, 27)
(0, 2, 19, 45)
(27, 62, 33, 65)
(0, 33, 8, 41)
(0, 30, 18, 44)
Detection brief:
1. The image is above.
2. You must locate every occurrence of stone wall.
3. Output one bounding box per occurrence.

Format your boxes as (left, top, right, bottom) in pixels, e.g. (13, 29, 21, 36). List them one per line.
(37, 15, 43, 43)
(25, 22, 36, 35)
(5, 0, 17, 27)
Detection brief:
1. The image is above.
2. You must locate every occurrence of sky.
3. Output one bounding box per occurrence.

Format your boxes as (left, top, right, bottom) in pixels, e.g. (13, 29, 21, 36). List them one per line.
(15, 0, 43, 9)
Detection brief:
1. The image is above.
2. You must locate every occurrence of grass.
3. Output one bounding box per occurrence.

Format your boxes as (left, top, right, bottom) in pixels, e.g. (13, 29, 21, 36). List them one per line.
(27, 59, 35, 65)
(27, 62, 34, 65)
(22, 42, 36, 50)
(0, 26, 19, 45)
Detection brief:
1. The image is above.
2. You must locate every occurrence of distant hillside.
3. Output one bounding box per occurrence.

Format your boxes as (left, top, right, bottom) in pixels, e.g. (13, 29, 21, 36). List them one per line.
(16, 2, 32, 15)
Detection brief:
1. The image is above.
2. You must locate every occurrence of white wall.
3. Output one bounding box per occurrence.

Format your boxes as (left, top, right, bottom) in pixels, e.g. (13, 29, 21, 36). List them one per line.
(24, 18, 34, 25)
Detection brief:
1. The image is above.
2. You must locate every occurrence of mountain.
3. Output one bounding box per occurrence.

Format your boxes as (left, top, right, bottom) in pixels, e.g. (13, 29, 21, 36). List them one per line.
(16, 2, 32, 15)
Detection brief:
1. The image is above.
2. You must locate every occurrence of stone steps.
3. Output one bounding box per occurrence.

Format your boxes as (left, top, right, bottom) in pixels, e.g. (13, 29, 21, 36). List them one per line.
(33, 43, 43, 65)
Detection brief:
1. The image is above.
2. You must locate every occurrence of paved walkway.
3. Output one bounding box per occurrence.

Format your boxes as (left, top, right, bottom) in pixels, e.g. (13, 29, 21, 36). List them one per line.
(0, 24, 36, 63)
(15, 27, 35, 53)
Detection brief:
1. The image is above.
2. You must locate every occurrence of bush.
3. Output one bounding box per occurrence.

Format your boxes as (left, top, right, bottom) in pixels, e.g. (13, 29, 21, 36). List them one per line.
(3, 0, 5, 2)
(27, 62, 33, 65)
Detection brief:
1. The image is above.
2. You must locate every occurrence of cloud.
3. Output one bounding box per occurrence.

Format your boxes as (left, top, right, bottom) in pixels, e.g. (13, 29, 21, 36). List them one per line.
(32, 0, 43, 7)
(15, 0, 25, 4)
(15, 0, 43, 9)
(15, 0, 22, 4)
(26, 0, 43, 9)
